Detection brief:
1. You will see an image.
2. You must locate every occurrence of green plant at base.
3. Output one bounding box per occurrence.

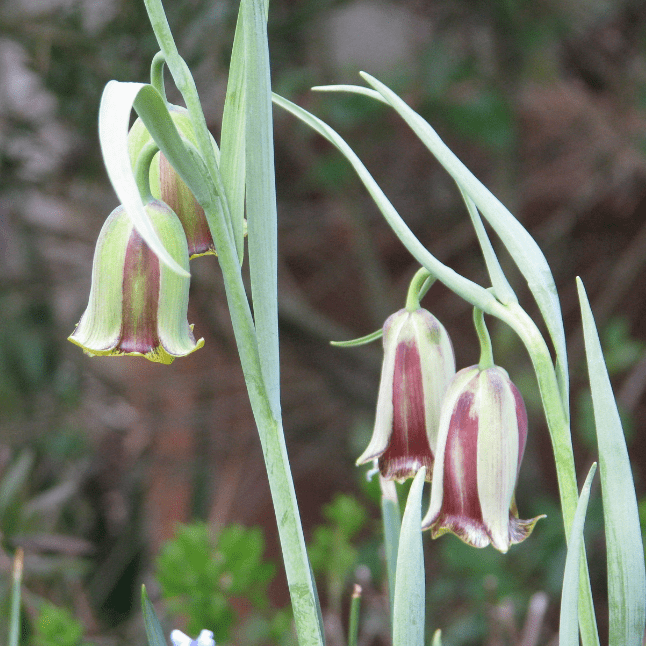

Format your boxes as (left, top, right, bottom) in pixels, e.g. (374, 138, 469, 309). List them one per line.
(157, 522, 285, 643)
(32, 602, 94, 646)
(309, 494, 368, 617)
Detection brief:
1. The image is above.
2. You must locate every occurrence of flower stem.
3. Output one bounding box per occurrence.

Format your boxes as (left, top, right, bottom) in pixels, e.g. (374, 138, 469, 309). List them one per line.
(142, 2, 324, 645)
(150, 51, 167, 102)
(133, 140, 159, 202)
(496, 301, 600, 646)
(473, 307, 494, 370)
(405, 267, 433, 311)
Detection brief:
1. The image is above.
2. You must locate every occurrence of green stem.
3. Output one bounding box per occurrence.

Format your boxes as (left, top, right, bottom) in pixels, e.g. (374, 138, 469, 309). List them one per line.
(495, 301, 600, 646)
(142, 3, 323, 645)
(405, 267, 433, 312)
(150, 51, 167, 101)
(134, 140, 159, 201)
(348, 585, 362, 646)
(9, 549, 23, 646)
(473, 307, 494, 370)
(143, 0, 235, 248)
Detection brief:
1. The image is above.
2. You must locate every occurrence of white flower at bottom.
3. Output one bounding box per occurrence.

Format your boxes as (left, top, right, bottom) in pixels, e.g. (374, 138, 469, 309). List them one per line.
(170, 629, 215, 646)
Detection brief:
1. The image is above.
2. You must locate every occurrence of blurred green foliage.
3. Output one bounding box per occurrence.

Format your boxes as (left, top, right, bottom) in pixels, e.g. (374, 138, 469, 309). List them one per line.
(31, 602, 93, 646)
(157, 522, 292, 645)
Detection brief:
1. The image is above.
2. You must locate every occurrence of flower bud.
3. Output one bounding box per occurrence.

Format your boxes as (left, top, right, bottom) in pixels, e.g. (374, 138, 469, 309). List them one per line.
(69, 200, 204, 364)
(128, 105, 216, 258)
(357, 308, 456, 482)
(422, 365, 543, 552)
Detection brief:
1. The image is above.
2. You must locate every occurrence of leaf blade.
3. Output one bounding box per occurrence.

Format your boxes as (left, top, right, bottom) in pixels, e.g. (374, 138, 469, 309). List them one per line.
(577, 278, 646, 646)
(560, 463, 597, 646)
(393, 468, 426, 646)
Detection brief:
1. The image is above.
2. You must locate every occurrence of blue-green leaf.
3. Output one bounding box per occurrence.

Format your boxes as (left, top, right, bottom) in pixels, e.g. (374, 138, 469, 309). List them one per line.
(244, 0, 280, 415)
(560, 463, 597, 646)
(220, 4, 247, 264)
(141, 585, 168, 646)
(577, 278, 646, 646)
(393, 468, 426, 646)
(380, 477, 401, 618)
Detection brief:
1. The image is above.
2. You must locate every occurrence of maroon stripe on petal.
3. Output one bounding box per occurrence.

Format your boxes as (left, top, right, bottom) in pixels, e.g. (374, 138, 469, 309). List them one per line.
(441, 390, 483, 524)
(118, 227, 161, 354)
(379, 339, 433, 480)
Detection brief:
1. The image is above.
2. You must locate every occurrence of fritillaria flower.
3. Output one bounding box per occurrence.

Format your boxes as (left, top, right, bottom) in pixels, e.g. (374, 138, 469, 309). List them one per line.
(356, 308, 455, 481)
(128, 105, 216, 258)
(68, 200, 204, 364)
(422, 364, 543, 552)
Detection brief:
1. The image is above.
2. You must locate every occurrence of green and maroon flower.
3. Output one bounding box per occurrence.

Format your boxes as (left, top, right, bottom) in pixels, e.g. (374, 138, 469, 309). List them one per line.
(422, 365, 543, 552)
(357, 308, 455, 482)
(68, 200, 204, 364)
(128, 105, 217, 259)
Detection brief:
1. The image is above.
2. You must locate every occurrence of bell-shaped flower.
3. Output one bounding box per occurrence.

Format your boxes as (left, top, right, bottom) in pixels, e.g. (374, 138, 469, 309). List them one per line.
(356, 308, 455, 481)
(128, 105, 216, 258)
(69, 200, 204, 364)
(422, 365, 543, 552)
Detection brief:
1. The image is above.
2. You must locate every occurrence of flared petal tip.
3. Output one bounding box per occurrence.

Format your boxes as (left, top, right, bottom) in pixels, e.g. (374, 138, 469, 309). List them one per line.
(379, 455, 433, 483)
(423, 512, 545, 553)
(67, 330, 204, 365)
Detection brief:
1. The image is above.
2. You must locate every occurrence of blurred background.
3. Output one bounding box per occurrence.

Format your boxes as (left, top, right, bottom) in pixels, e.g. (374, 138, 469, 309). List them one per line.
(2, 0, 646, 644)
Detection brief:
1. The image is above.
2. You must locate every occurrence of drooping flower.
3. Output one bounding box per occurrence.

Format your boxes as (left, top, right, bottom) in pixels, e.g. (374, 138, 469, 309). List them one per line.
(68, 200, 204, 364)
(357, 308, 455, 482)
(128, 105, 217, 258)
(421, 365, 543, 552)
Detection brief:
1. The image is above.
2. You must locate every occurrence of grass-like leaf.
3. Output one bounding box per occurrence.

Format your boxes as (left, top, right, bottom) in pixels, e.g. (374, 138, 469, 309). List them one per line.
(141, 585, 168, 646)
(272, 94, 500, 317)
(244, 0, 280, 415)
(393, 468, 426, 646)
(220, 4, 247, 264)
(559, 463, 597, 646)
(380, 477, 401, 618)
(577, 278, 646, 646)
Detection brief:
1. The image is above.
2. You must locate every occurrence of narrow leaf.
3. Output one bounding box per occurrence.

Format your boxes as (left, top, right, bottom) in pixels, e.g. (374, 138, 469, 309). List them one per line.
(577, 278, 646, 646)
(244, 0, 280, 415)
(393, 467, 426, 646)
(380, 476, 401, 617)
(458, 187, 516, 305)
(99, 81, 188, 276)
(141, 585, 168, 646)
(431, 629, 443, 646)
(272, 94, 500, 318)
(220, 4, 247, 263)
(560, 463, 597, 646)
(331, 328, 383, 347)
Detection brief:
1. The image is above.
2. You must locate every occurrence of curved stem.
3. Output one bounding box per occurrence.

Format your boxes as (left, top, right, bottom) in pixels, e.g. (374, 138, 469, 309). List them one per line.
(143, 0, 235, 247)
(134, 140, 159, 202)
(405, 267, 434, 312)
(473, 307, 494, 370)
(150, 51, 167, 102)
